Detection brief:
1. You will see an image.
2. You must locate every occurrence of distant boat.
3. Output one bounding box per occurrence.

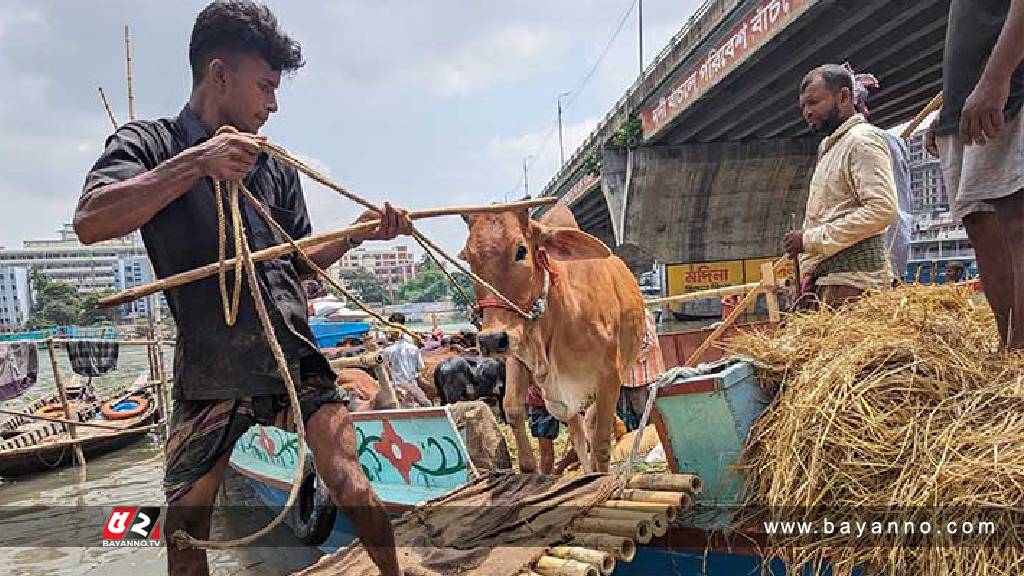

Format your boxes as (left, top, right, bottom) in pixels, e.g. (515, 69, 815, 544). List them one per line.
(0, 372, 157, 478)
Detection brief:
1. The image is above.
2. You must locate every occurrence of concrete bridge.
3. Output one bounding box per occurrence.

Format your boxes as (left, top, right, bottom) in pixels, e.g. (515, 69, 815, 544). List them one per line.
(539, 0, 949, 272)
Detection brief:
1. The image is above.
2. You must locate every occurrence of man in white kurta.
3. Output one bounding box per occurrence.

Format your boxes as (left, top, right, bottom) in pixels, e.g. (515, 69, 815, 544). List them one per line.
(786, 64, 898, 307)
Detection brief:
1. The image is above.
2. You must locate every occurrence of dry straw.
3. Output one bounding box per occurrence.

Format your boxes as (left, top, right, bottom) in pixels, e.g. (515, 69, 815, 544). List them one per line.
(724, 284, 1024, 575)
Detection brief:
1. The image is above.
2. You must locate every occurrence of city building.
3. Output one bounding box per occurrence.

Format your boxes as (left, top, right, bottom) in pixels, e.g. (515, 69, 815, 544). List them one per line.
(332, 245, 418, 291)
(906, 211, 977, 283)
(0, 224, 156, 320)
(906, 130, 947, 213)
(0, 266, 31, 331)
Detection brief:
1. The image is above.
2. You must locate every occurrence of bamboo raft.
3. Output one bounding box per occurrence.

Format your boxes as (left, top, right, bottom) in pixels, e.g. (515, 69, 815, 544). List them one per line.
(293, 472, 702, 576)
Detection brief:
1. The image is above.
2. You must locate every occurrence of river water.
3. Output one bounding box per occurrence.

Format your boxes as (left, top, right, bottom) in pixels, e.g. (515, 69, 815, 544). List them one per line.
(0, 345, 322, 575)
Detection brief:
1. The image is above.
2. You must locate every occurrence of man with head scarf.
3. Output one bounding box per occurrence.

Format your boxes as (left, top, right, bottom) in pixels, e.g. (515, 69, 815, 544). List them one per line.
(846, 65, 914, 284)
(786, 64, 898, 307)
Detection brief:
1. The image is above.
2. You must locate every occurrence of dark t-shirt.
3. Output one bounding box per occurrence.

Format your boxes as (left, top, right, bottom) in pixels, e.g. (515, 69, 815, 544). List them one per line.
(937, 0, 1024, 135)
(81, 105, 334, 400)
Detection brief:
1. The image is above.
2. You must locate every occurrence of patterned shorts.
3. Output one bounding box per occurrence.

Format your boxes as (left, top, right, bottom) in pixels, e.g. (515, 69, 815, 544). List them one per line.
(163, 375, 343, 503)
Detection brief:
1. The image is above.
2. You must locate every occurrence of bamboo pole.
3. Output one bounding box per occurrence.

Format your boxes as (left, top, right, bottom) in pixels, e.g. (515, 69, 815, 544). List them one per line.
(901, 91, 943, 139)
(685, 257, 790, 366)
(600, 499, 677, 522)
(45, 336, 86, 468)
(97, 87, 118, 130)
(98, 197, 557, 308)
(625, 473, 703, 494)
(365, 330, 399, 409)
(573, 517, 652, 545)
(644, 282, 762, 307)
(615, 488, 690, 507)
(533, 556, 598, 576)
(329, 352, 384, 370)
(569, 533, 636, 562)
(586, 507, 667, 538)
(549, 546, 615, 575)
(125, 25, 135, 122)
(0, 407, 144, 431)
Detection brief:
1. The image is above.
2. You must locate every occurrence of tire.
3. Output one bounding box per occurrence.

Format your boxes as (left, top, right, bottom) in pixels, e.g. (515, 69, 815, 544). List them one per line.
(101, 395, 149, 420)
(291, 460, 337, 547)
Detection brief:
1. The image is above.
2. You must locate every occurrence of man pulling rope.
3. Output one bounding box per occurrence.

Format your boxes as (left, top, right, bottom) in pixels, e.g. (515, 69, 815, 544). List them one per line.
(74, 3, 404, 574)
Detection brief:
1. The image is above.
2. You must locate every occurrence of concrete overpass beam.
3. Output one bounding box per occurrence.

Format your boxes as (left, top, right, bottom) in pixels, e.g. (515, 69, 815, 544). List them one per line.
(622, 138, 819, 265)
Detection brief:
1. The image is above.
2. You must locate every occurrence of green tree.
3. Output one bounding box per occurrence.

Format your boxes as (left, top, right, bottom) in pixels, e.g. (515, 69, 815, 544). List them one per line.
(451, 272, 475, 306)
(337, 269, 392, 305)
(80, 290, 118, 325)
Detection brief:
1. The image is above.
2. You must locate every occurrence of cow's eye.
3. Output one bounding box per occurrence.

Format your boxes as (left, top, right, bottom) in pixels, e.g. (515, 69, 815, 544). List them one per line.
(515, 245, 528, 261)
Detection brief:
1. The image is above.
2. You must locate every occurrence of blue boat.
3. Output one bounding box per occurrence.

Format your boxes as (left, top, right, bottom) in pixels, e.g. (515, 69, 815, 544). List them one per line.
(228, 405, 474, 551)
(307, 319, 372, 349)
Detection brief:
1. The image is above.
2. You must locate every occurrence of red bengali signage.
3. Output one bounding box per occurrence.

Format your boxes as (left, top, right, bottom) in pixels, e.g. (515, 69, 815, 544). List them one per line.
(559, 172, 600, 207)
(640, 0, 808, 138)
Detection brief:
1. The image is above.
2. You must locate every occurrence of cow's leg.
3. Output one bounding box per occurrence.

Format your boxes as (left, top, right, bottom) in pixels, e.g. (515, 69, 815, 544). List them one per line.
(566, 412, 593, 472)
(504, 357, 537, 474)
(588, 380, 620, 473)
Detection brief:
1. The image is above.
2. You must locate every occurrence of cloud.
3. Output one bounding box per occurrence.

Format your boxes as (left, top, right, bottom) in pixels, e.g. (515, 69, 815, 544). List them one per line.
(488, 116, 600, 199)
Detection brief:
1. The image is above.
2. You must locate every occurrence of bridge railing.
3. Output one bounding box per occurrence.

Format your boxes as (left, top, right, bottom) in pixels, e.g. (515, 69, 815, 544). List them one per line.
(543, 0, 719, 201)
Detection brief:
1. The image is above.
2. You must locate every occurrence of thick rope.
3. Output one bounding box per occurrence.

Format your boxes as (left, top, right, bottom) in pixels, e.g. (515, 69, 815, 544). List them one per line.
(250, 136, 537, 321)
(172, 178, 307, 550)
(215, 179, 244, 325)
(412, 231, 473, 309)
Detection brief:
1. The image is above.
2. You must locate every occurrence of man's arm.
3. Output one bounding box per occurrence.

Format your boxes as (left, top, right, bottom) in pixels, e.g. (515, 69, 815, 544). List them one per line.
(960, 0, 1024, 145)
(74, 132, 263, 245)
(299, 202, 412, 273)
(802, 132, 898, 257)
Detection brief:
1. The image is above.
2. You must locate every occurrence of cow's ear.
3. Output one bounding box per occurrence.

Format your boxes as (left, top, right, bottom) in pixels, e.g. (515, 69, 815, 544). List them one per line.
(532, 222, 611, 261)
(461, 213, 474, 226)
(457, 247, 468, 261)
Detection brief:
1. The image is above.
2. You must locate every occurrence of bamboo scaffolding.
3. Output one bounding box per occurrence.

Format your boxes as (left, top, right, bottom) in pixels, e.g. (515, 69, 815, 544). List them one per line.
(573, 516, 652, 545)
(600, 499, 678, 522)
(44, 336, 86, 468)
(533, 556, 598, 576)
(99, 197, 557, 308)
(97, 87, 118, 129)
(614, 488, 690, 507)
(329, 352, 384, 370)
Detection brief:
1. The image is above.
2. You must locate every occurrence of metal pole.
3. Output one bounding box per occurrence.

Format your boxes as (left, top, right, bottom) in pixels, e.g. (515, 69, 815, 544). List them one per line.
(638, 0, 644, 75)
(557, 92, 571, 167)
(523, 156, 532, 197)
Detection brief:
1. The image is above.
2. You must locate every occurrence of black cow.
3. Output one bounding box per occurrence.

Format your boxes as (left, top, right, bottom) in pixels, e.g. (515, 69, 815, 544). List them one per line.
(434, 356, 506, 422)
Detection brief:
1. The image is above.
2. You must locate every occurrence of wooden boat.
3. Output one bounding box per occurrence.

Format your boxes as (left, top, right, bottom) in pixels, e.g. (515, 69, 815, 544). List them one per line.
(229, 405, 480, 550)
(0, 372, 159, 477)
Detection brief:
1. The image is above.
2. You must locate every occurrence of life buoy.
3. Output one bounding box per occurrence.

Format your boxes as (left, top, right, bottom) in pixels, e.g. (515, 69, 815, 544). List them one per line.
(291, 459, 336, 546)
(35, 403, 77, 418)
(100, 395, 149, 420)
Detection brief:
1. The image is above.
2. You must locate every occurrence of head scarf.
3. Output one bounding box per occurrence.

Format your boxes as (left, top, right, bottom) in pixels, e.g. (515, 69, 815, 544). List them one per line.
(842, 62, 879, 116)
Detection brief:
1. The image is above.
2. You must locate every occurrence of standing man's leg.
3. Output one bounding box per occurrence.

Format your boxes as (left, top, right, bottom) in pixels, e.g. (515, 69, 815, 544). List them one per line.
(305, 402, 399, 576)
(991, 190, 1024, 348)
(165, 454, 232, 576)
(963, 211, 1015, 346)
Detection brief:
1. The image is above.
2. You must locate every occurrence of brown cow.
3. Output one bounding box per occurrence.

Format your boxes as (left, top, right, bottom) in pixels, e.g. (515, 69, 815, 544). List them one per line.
(460, 205, 644, 472)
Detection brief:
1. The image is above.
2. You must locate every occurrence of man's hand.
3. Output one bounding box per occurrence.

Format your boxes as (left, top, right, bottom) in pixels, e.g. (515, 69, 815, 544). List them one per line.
(196, 132, 265, 181)
(925, 115, 939, 158)
(351, 202, 413, 243)
(784, 229, 804, 256)
(960, 75, 1011, 146)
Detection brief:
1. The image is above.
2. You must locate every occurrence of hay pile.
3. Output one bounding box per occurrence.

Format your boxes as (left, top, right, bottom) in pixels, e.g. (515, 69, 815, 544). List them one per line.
(725, 284, 1024, 575)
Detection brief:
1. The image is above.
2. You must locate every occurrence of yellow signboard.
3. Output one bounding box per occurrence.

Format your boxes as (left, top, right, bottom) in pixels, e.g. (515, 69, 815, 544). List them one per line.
(666, 257, 791, 296)
(666, 260, 745, 295)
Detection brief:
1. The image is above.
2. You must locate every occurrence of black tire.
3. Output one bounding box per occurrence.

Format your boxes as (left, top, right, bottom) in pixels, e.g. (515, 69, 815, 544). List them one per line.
(291, 461, 337, 547)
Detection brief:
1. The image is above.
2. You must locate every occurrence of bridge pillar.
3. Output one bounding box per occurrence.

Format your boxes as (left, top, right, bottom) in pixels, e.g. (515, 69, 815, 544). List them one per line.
(609, 138, 819, 266)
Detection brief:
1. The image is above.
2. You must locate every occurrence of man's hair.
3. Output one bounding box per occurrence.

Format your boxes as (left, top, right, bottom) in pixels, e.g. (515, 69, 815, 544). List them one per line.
(800, 64, 854, 95)
(189, 1, 304, 85)
(388, 312, 407, 325)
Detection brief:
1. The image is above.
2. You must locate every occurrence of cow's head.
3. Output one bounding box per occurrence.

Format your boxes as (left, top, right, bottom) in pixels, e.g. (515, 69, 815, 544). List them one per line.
(460, 209, 610, 356)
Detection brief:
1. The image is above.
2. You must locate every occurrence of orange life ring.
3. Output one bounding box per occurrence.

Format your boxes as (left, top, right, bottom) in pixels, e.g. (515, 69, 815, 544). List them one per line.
(35, 402, 77, 418)
(101, 395, 149, 420)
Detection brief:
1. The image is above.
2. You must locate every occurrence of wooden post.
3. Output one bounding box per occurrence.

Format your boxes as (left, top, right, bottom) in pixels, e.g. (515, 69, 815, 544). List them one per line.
(365, 327, 399, 409)
(152, 294, 170, 428)
(124, 25, 135, 122)
(46, 336, 86, 468)
(760, 261, 781, 323)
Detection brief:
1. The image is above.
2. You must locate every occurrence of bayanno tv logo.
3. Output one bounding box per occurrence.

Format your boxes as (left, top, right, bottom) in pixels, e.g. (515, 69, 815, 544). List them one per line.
(102, 506, 162, 547)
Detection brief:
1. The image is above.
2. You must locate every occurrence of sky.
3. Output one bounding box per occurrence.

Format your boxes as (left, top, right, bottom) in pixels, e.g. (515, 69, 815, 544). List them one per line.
(0, 0, 704, 257)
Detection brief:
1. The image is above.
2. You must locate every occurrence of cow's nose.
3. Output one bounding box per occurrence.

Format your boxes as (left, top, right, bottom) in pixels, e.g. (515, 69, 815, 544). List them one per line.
(478, 331, 509, 355)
